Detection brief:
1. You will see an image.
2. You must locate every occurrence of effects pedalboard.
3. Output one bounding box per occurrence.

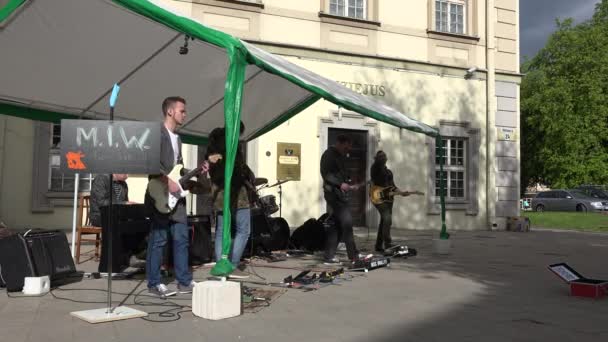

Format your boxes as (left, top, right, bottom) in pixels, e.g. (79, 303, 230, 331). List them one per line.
(384, 244, 417, 258)
(351, 255, 391, 271)
(283, 268, 345, 287)
(351, 245, 417, 271)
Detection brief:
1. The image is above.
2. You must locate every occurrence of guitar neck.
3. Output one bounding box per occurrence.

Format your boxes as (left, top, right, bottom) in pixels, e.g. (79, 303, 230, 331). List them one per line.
(179, 167, 202, 184)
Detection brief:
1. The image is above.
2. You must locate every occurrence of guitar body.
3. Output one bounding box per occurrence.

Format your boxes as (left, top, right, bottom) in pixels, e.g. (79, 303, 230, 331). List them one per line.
(147, 155, 218, 214)
(147, 165, 189, 214)
(370, 185, 424, 205)
(370, 185, 397, 205)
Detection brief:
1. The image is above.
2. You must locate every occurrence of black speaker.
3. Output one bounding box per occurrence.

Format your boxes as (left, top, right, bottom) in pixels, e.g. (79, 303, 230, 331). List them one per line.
(0, 230, 80, 292)
(243, 214, 290, 257)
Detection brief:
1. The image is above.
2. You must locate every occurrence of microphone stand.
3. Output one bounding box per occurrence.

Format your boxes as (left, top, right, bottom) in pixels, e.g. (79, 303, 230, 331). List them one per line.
(106, 107, 114, 313)
(278, 183, 283, 218)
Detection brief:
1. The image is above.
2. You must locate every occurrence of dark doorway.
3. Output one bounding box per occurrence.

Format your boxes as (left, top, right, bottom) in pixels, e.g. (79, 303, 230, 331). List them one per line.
(327, 128, 368, 226)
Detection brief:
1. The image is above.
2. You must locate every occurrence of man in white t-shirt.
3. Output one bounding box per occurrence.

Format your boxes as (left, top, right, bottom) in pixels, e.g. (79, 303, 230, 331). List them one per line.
(144, 96, 206, 298)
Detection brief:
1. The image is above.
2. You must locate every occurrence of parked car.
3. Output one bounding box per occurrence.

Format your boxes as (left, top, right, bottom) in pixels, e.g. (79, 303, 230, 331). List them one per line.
(576, 185, 608, 200)
(531, 189, 608, 212)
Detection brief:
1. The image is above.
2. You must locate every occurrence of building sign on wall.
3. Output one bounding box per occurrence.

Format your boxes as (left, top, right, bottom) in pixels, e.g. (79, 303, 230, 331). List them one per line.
(60, 120, 160, 174)
(497, 127, 518, 142)
(337, 81, 387, 97)
(277, 142, 301, 181)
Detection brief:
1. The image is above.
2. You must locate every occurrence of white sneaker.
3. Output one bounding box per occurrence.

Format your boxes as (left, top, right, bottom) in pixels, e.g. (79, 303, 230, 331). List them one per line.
(129, 255, 146, 268)
(177, 281, 195, 294)
(148, 283, 177, 298)
(337, 242, 346, 251)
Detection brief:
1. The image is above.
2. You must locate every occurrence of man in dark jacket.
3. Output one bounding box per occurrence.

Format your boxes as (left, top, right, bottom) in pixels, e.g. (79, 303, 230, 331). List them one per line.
(204, 122, 255, 279)
(320, 134, 360, 265)
(89, 174, 129, 227)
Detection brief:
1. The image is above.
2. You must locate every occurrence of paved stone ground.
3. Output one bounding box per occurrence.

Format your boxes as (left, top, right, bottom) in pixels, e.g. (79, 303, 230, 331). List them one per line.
(1, 228, 607, 342)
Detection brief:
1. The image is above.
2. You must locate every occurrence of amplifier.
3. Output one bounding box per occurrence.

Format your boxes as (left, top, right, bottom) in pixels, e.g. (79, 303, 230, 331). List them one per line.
(0, 230, 80, 292)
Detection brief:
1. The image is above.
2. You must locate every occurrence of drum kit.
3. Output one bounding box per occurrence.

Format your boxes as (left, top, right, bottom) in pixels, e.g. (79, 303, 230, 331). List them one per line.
(185, 175, 292, 257)
(245, 177, 291, 256)
(252, 177, 289, 217)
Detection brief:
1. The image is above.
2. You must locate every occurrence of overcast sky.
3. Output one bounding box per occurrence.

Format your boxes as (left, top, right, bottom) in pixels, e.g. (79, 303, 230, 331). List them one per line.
(520, 0, 600, 60)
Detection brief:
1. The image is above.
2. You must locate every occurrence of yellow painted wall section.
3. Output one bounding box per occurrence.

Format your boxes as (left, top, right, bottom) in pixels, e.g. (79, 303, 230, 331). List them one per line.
(0, 117, 73, 230)
(264, 0, 320, 13)
(378, 0, 428, 30)
(252, 56, 489, 230)
(260, 14, 321, 47)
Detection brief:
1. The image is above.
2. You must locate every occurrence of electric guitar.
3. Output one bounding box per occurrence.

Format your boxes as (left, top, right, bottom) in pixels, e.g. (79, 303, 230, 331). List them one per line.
(148, 155, 221, 214)
(370, 185, 424, 205)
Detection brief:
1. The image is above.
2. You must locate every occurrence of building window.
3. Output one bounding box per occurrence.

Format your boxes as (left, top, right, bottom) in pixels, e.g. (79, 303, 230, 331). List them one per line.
(330, 0, 366, 20)
(49, 123, 94, 192)
(435, 138, 466, 200)
(435, 0, 465, 34)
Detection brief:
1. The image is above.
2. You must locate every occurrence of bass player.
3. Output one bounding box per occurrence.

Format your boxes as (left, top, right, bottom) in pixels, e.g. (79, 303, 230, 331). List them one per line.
(370, 150, 422, 252)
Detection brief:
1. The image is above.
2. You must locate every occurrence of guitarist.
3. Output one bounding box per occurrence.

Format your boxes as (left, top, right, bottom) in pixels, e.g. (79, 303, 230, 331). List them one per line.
(320, 134, 361, 265)
(203, 122, 255, 279)
(370, 150, 405, 252)
(144, 96, 201, 298)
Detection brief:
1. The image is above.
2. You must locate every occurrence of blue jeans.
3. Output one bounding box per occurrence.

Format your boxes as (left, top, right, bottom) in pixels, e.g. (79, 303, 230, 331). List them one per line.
(146, 221, 192, 288)
(215, 208, 251, 266)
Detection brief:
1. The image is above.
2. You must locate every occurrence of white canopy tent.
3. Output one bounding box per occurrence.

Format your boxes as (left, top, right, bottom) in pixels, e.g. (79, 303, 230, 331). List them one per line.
(0, 0, 448, 276)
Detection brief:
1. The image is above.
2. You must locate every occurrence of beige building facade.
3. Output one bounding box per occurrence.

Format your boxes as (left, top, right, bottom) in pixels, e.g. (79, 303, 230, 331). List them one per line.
(0, 0, 520, 232)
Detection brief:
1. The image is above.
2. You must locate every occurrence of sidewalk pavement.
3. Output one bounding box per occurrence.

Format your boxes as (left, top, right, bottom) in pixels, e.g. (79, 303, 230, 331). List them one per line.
(1, 228, 607, 342)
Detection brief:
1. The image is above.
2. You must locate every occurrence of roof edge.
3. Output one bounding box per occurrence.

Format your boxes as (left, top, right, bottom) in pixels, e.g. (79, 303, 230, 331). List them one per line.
(0, 0, 26, 23)
(0, 102, 208, 145)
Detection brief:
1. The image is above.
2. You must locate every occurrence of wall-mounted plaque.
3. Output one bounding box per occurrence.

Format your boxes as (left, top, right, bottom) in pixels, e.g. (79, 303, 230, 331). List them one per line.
(277, 142, 301, 181)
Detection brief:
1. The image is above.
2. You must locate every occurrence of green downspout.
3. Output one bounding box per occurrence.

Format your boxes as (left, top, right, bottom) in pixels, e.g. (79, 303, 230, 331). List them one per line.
(437, 135, 449, 239)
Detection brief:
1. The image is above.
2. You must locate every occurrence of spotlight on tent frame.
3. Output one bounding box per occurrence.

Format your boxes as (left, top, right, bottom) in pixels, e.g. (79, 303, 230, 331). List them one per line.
(179, 35, 191, 55)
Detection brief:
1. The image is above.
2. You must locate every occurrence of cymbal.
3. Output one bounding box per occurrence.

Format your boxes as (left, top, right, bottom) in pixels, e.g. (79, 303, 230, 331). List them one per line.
(253, 177, 268, 186)
(267, 179, 290, 188)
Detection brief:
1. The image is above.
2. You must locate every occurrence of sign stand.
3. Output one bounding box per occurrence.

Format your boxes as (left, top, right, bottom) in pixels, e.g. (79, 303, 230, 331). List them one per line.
(70, 84, 147, 323)
(70, 173, 80, 258)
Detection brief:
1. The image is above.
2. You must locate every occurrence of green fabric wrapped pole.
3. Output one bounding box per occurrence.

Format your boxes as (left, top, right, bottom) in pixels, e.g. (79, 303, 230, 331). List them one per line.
(0, 0, 25, 23)
(437, 135, 449, 239)
(210, 46, 247, 276)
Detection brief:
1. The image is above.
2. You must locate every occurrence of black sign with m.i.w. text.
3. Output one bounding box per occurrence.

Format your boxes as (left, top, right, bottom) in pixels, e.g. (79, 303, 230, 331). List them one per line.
(60, 120, 160, 174)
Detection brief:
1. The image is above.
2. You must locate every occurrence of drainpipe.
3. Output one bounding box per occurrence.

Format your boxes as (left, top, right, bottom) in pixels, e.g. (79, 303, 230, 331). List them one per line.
(486, 0, 497, 230)
(0, 117, 7, 221)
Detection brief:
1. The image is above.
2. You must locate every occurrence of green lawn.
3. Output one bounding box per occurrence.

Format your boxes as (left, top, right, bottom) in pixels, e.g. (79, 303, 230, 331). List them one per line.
(525, 212, 608, 232)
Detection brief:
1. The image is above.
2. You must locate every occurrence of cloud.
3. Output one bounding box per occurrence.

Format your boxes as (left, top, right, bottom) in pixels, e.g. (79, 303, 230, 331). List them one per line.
(520, 0, 599, 60)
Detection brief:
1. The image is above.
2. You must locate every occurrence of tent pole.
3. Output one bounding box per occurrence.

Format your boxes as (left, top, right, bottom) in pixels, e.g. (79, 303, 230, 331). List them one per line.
(71, 173, 80, 258)
(211, 47, 247, 276)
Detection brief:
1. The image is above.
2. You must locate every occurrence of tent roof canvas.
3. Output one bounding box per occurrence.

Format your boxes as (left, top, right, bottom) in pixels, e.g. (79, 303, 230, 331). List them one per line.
(0, 0, 438, 143)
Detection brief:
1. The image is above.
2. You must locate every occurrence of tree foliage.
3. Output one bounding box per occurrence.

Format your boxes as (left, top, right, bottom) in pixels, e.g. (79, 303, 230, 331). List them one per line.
(521, 0, 608, 190)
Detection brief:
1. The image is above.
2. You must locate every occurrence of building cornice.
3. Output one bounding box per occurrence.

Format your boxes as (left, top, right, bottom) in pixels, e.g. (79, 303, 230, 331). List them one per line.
(244, 39, 523, 82)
